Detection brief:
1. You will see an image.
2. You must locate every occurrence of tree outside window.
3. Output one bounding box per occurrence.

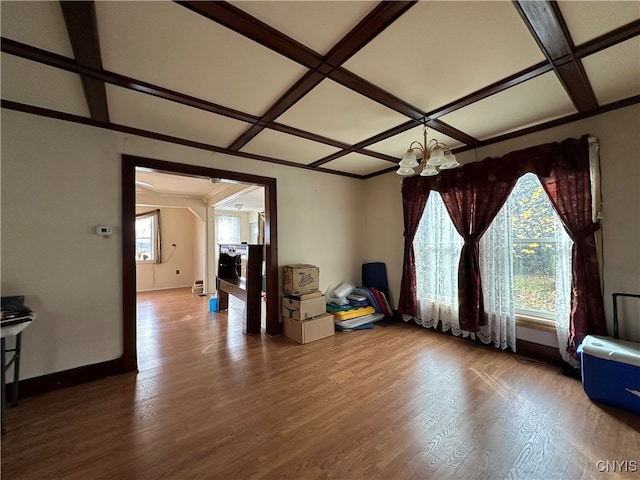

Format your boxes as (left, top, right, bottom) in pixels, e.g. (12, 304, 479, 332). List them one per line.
(510, 173, 571, 319)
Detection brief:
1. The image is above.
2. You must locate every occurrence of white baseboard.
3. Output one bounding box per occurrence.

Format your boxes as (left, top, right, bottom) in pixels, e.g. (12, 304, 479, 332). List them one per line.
(136, 285, 194, 293)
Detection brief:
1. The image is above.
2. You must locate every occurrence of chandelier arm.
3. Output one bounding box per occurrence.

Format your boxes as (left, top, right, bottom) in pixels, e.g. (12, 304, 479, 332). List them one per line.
(426, 139, 453, 152)
(408, 141, 425, 152)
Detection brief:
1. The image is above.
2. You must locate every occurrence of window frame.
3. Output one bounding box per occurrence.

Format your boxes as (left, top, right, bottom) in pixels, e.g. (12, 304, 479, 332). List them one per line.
(412, 174, 571, 330)
(135, 209, 160, 264)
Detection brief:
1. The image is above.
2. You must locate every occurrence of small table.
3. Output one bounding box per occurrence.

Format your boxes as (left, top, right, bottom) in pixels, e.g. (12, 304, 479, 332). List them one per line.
(217, 277, 261, 334)
(1, 313, 35, 434)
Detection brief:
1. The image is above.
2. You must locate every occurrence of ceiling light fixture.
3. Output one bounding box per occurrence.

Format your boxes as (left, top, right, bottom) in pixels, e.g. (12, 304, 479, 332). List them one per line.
(235, 204, 243, 210)
(396, 122, 459, 177)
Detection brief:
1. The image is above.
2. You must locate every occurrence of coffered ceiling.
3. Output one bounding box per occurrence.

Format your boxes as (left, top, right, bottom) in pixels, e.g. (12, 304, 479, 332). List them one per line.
(2, 1, 639, 179)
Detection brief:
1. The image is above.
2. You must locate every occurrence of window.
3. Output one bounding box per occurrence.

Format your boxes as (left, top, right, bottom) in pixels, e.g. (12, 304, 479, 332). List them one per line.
(414, 193, 462, 306)
(216, 215, 240, 244)
(136, 209, 160, 263)
(509, 173, 572, 321)
(413, 192, 463, 332)
(412, 173, 572, 329)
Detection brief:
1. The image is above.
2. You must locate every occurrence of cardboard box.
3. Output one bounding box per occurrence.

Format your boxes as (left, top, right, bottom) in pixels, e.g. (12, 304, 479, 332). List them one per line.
(293, 291, 323, 301)
(281, 295, 326, 320)
(283, 313, 335, 344)
(282, 264, 319, 296)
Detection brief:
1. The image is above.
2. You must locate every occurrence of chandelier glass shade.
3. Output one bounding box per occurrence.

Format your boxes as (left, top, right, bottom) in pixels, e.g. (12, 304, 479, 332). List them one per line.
(396, 126, 460, 176)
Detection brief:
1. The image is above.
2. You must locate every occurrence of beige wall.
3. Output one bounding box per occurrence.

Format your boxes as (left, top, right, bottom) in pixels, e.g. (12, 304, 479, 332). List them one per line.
(1, 109, 364, 380)
(193, 212, 206, 285)
(2, 103, 638, 381)
(2, 113, 123, 376)
(364, 104, 640, 343)
(135, 206, 200, 292)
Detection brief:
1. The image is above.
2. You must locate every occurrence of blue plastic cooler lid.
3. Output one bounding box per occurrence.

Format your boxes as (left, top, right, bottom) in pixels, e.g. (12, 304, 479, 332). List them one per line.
(580, 335, 640, 367)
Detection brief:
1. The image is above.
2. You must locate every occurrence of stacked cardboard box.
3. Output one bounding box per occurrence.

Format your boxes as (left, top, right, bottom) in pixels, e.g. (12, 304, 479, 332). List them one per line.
(281, 264, 334, 344)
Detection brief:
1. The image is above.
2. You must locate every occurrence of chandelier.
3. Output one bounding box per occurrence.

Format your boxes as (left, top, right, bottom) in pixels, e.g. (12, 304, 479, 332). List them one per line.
(396, 124, 459, 176)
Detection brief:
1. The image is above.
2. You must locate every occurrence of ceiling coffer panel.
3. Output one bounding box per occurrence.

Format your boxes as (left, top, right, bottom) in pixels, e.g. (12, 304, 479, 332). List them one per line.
(95, 1, 307, 116)
(230, 1, 378, 56)
(1, 53, 90, 118)
(275, 78, 409, 145)
(0, 1, 74, 57)
(0, 0, 638, 180)
(106, 85, 251, 147)
(323, 152, 397, 176)
(343, 1, 545, 113)
(439, 72, 577, 141)
(557, 0, 640, 46)
(582, 38, 640, 106)
(240, 129, 342, 166)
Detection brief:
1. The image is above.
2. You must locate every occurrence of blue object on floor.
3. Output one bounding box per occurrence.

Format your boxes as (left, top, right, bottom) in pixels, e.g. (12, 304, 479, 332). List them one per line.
(209, 296, 218, 312)
(335, 322, 374, 331)
(362, 262, 389, 298)
(578, 335, 640, 415)
(353, 288, 382, 314)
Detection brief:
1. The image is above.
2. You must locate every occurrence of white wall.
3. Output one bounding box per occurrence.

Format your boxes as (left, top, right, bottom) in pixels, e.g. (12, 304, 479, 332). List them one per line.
(364, 104, 640, 343)
(1, 109, 364, 380)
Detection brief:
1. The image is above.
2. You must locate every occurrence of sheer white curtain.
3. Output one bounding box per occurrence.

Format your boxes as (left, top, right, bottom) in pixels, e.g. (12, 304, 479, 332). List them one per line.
(408, 193, 463, 333)
(479, 201, 516, 351)
(216, 215, 241, 244)
(555, 219, 576, 366)
(409, 185, 572, 356)
(409, 192, 516, 349)
(478, 176, 572, 354)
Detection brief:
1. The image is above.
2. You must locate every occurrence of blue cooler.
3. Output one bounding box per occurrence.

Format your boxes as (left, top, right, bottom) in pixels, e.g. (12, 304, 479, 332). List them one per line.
(578, 335, 640, 415)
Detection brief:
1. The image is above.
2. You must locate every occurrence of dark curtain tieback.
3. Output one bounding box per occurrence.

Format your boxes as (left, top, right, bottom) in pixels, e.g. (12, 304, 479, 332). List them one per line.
(572, 223, 601, 241)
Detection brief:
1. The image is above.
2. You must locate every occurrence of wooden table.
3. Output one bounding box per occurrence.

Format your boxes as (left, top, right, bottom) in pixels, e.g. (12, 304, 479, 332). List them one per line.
(217, 276, 261, 334)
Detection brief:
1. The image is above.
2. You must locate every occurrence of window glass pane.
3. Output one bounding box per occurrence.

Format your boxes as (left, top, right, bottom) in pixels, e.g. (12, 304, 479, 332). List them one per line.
(510, 173, 569, 317)
(216, 215, 240, 244)
(511, 173, 556, 241)
(135, 216, 154, 261)
(512, 240, 557, 313)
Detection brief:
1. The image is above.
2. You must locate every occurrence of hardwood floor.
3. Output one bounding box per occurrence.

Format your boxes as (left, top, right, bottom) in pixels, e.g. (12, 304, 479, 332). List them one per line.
(2, 288, 639, 479)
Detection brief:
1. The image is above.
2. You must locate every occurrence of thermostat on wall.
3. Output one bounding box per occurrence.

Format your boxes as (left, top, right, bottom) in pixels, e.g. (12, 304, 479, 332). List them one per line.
(96, 225, 112, 236)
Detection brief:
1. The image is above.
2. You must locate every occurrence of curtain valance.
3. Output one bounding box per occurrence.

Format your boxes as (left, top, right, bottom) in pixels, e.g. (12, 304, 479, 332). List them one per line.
(402, 134, 591, 194)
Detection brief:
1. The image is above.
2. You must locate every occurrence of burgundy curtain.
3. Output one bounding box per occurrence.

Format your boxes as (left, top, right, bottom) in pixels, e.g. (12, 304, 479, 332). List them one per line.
(397, 179, 430, 316)
(537, 139, 607, 358)
(398, 135, 606, 352)
(439, 174, 516, 331)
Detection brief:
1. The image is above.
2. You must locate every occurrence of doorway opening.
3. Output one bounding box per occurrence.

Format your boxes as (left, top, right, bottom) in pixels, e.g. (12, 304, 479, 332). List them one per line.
(122, 155, 279, 372)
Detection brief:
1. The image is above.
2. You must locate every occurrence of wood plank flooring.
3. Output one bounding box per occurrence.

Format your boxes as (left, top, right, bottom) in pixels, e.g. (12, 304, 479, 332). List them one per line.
(2, 288, 639, 479)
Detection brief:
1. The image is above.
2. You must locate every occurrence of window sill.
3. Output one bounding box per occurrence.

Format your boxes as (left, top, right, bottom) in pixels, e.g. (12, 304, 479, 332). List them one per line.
(136, 260, 155, 264)
(516, 315, 557, 333)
